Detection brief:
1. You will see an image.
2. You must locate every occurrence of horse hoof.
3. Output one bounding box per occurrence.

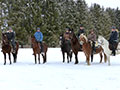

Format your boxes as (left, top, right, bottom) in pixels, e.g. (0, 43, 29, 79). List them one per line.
(74, 62, 78, 64)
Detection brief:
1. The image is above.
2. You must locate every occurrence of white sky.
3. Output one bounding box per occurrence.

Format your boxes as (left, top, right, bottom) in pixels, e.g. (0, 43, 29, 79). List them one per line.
(85, 0, 120, 9)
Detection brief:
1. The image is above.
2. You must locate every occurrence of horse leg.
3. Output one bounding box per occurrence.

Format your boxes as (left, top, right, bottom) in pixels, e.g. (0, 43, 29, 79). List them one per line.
(91, 54, 93, 62)
(104, 53, 107, 63)
(67, 52, 69, 63)
(70, 52, 72, 62)
(42, 52, 47, 63)
(43, 52, 47, 63)
(38, 54, 40, 64)
(12, 53, 17, 63)
(86, 55, 90, 65)
(34, 54, 37, 64)
(99, 53, 103, 63)
(8, 53, 12, 65)
(62, 52, 65, 63)
(107, 55, 110, 66)
(3, 53, 6, 65)
(74, 53, 79, 64)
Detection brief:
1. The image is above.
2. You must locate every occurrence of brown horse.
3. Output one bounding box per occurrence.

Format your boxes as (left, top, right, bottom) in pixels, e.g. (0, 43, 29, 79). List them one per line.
(69, 29, 82, 64)
(79, 34, 107, 65)
(31, 36, 48, 64)
(1, 33, 19, 65)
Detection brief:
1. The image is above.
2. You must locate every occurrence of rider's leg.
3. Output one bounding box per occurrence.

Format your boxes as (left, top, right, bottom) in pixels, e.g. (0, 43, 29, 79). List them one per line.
(40, 42, 44, 52)
(11, 39, 16, 53)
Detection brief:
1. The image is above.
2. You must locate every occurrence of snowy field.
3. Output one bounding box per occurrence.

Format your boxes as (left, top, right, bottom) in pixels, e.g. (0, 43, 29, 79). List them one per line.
(0, 48, 120, 90)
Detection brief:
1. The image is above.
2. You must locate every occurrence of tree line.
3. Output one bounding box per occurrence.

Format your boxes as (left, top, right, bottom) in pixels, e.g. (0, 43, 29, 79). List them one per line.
(0, 0, 120, 47)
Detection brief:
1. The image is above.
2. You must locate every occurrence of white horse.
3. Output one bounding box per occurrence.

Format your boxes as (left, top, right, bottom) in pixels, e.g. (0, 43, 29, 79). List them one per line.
(98, 35, 120, 65)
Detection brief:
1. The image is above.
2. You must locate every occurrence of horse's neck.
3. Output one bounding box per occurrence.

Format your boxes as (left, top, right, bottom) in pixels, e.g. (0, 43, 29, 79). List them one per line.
(72, 35, 79, 44)
(101, 38, 111, 54)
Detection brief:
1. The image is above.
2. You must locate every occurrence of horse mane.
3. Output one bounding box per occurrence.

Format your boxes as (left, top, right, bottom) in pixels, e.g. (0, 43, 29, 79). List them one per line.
(80, 34, 88, 42)
(98, 35, 108, 42)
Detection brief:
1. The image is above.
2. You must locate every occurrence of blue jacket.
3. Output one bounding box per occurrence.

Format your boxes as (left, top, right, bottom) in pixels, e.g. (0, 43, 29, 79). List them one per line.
(109, 31, 118, 43)
(34, 31, 43, 42)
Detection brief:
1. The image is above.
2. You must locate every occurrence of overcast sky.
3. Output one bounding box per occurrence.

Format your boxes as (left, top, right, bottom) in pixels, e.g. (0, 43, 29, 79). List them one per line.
(85, 0, 120, 9)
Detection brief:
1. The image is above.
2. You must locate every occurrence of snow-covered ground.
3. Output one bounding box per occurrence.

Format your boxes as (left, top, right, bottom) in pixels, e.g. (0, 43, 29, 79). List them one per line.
(0, 48, 120, 90)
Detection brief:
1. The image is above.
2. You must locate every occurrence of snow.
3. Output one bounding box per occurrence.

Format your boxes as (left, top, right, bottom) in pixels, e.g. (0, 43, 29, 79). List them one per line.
(0, 48, 120, 90)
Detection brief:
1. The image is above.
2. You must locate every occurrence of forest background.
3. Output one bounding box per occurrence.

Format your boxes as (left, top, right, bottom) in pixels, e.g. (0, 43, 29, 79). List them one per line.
(0, 0, 120, 47)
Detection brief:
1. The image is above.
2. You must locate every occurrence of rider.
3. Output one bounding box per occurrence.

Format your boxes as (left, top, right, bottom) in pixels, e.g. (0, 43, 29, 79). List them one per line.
(6, 27, 16, 53)
(63, 27, 71, 49)
(108, 26, 119, 56)
(34, 27, 44, 53)
(64, 27, 70, 40)
(88, 29, 96, 53)
(77, 24, 85, 38)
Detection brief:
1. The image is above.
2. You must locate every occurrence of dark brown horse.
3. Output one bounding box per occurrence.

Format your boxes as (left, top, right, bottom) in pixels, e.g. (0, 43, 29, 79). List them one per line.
(1, 33, 19, 65)
(79, 34, 107, 65)
(59, 34, 72, 63)
(31, 36, 48, 64)
(69, 29, 82, 64)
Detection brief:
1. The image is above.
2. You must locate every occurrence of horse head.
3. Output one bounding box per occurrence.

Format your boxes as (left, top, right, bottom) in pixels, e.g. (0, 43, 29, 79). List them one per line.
(69, 29, 78, 43)
(59, 34, 65, 46)
(79, 34, 88, 45)
(2, 33, 9, 45)
(31, 36, 37, 44)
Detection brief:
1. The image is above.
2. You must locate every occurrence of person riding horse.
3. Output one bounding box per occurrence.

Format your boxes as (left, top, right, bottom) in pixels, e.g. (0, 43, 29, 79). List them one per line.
(108, 26, 119, 56)
(5, 27, 16, 53)
(34, 27, 44, 54)
(77, 24, 85, 38)
(88, 29, 96, 54)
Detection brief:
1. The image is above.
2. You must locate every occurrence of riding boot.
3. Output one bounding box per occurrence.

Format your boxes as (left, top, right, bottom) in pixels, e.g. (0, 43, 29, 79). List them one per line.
(40, 42, 44, 53)
(92, 41, 96, 54)
(11, 39, 16, 53)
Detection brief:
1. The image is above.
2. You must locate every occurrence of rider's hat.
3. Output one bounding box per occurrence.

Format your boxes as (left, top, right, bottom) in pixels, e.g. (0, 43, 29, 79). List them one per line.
(8, 27, 12, 30)
(111, 26, 116, 29)
(37, 27, 40, 30)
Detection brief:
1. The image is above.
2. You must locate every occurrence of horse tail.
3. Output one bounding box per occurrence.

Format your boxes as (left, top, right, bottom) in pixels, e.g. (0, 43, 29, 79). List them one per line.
(104, 53, 107, 63)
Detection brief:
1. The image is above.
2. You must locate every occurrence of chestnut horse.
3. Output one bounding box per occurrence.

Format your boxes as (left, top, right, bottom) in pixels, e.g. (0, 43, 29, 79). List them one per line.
(79, 34, 107, 65)
(1, 33, 19, 65)
(69, 29, 82, 64)
(31, 36, 48, 64)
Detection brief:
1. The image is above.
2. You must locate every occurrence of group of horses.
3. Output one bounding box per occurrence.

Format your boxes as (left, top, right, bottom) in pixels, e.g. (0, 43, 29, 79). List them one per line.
(60, 29, 108, 65)
(60, 29, 120, 66)
(1, 30, 120, 65)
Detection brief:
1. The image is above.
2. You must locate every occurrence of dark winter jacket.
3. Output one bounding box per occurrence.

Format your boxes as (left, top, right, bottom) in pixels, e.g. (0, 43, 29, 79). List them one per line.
(77, 29, 85, 37)
(109, 31, 118, 43)
(5, 31, 15, 41)
(88, 33, 96, 41)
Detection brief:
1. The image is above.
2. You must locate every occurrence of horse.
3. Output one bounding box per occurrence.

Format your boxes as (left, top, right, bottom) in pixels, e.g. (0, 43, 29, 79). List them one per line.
(69, 29, 82, 64)
(79, 34, 107, 65)
(59, 34, 72, 63)
(98, 35, 120, 65)
(1, 33, 19, 65)
(31, 36, 48, 64)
